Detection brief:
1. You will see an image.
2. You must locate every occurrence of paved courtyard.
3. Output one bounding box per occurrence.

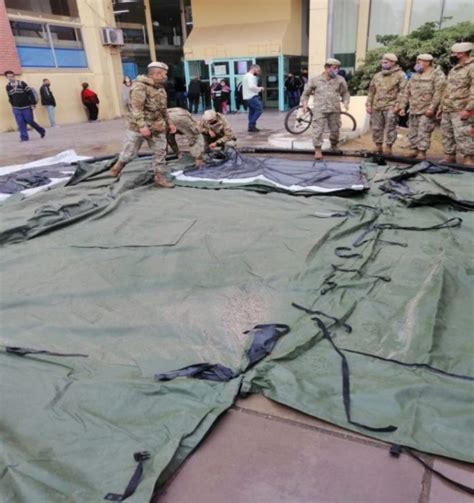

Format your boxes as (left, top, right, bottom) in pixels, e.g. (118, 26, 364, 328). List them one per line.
(1, 111, 471, 503)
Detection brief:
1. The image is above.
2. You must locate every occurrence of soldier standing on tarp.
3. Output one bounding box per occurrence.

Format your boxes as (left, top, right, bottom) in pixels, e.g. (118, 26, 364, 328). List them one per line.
(110, 61, 177, 188)
(398, 54, 446, 161)
(166, 107, 205, 167)
(366, 53, 406, 155)
(301, 58, 350, 161)
(438, 42, 473, 166)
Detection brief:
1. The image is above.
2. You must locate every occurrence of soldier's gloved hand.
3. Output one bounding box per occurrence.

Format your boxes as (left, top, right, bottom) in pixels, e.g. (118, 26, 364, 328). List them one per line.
(425, 109, 435, 118)
(139, 126, 151, 138)
(344, 104, 350, 112)
(209, 142, 218, 150)
(302, 106, 308, 114)
(398, 109, 406, 117)
(195, 159, 204, 168)
(169, 123, 177, 134)
(459, 110, 470, 121)
(366, 106, 372, 114)
(209, 130, 217, 138)
(436, 109, 443, 119)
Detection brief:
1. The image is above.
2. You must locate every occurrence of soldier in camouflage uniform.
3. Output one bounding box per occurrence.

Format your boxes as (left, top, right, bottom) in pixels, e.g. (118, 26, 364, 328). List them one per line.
(438, 42, 473, 166)
(110, 61, 177, 188)
(167, 107, 205, 167)
(398, 54, 446, 160)
(199, 110, 236, 151)
(366, 53, 406, 155)
(301, 58, 350, 160)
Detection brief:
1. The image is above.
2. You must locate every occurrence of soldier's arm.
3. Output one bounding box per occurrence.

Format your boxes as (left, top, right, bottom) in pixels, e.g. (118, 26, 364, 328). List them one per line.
(129, 83, 147, 129)
(430, 71, 446, 112)
(394, 73, 407, 110)
(301, 79, 315, 107)
(366, 77, 376, 108)
(198, 120, 209, 135)
(468, 65, 474, 111)
(340, 79, 350, 108)
(216, 117, 235, 145)
(398, 80, 410, 111)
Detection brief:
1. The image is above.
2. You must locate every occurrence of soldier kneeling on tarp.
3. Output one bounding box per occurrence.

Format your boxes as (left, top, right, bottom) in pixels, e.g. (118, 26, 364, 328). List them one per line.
(166, 107, 205, 167)
(199, 110, 236, 152)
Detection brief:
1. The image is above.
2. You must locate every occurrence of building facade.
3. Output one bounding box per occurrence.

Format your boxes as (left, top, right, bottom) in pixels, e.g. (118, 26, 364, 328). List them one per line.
(0, 0, 472, 132)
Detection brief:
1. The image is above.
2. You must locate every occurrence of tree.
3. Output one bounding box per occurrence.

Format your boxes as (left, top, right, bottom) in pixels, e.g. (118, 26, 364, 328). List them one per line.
(349, 21, 474, 95)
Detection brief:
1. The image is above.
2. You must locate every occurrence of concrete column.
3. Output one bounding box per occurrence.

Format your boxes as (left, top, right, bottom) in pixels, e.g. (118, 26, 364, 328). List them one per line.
(355, 0, 371, 68)
(402, 0, 413, 35)
(308, 0, 330, 77)
(144, 0, 157, 61)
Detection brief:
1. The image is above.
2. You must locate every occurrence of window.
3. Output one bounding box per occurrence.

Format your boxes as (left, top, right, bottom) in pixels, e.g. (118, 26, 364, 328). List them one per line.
(409, 0, 473, 32)
(367, 0, 405, 49)
(332, 0, 359, 71)
(6, 0, 79, 18)
(10, 20, 87, 68)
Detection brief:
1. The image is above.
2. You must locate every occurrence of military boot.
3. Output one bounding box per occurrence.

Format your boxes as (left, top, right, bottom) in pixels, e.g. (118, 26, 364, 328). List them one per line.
(374, 143, 383, 154)
(314, 147, 323, 161)
(463, 155, 474, 167)
(416, 151, 427, 161)
(440, 154, 456, 164)
(384, 145, 393, 155)
(110, 160, 125, 177)
(330, 143, 338, 151)
(406, 149, 418, 158)
(154, 172, 175, 188)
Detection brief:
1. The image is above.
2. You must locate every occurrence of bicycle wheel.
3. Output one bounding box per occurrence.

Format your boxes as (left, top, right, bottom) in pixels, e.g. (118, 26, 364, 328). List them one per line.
(284, 106, 313, 135)
(341, 111, 357, 131)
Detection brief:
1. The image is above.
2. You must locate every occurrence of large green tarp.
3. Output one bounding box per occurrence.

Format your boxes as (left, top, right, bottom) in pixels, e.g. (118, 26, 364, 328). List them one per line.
(1, 155, 473, 502)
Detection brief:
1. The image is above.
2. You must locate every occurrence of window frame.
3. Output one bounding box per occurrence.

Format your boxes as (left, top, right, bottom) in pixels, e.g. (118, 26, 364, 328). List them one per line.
(9, 17, 88, 70)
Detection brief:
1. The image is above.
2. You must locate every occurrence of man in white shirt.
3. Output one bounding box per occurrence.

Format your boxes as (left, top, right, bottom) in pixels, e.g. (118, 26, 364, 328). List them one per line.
(242, 64, 264, 132)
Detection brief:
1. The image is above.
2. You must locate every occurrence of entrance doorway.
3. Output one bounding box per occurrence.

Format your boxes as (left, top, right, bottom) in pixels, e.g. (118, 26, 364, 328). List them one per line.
(256, 58, 279, 108)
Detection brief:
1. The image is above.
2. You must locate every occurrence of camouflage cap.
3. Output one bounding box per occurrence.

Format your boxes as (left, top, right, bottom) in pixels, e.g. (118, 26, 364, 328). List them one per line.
(382, 53, 398, 62)
(203, 110, 217, 122)
(147, 61, 169, 71)
(416, 53, 433, 61)
(451, 42, 473, 53)
(326, 58, 341, 66)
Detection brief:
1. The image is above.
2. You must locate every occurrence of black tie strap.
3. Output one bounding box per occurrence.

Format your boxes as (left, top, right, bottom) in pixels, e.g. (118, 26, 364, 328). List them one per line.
(155, 324, 290, 383)
(292, 303, 352, 333)
(104, 451, 150, 501)
(341, 347, 474, 381)
(390, 445, 474, 495)
(5, 346, 88, 358)
(313, 317, 397, 433)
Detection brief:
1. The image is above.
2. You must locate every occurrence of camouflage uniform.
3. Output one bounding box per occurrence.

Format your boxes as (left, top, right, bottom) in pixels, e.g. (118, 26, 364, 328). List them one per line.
(198, 112, 236, 150)
(367, 66, 406, 146)
(301, 74, 350, 147)
(118, 75, 170, 174)
(399, 67, 446, 152)
(167, 107, 205, 161)
(440, 58, 474, 156)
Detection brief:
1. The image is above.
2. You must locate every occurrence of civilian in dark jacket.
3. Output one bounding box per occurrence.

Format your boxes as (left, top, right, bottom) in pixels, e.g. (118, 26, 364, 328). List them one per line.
(187, 76, 201, 114)
(285, 73, 302, 108)
(4, 70, 45, 142)
(40, 78, 57, 127)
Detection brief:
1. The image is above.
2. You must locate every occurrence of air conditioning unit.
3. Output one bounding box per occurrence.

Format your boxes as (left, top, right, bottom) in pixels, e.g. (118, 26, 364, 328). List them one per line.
(101, 28, 124, 46)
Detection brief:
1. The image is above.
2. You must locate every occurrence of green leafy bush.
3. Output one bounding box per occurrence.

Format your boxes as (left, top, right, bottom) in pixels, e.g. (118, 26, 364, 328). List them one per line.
(349, 21, 474, 95)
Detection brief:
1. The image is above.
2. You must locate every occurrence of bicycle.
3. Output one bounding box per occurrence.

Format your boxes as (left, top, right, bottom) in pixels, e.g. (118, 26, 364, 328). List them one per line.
(284, 105, 357, 135)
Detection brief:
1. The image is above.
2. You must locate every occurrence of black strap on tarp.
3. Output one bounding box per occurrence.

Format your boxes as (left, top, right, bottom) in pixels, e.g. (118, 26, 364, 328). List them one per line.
(389, 444, 474, 495)
(104, 451, 150, 501)
(292, 303, 352, 333)
(341, 347, 474, 382)
(155, 324, 290, 383)
(5, 346, 88, 358)
(155, 363, 237, 382)
(312, 316, 397, 433)
(335, 247, 363, 259)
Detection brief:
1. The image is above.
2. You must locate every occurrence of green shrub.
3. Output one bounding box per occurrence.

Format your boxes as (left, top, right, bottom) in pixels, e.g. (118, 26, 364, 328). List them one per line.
(349, 21, 474, 95)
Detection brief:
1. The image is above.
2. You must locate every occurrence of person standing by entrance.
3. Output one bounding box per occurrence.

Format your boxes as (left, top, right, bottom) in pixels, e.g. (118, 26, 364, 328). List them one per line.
(187, 76, 201, 114)
(40, 79, 57, 127)
(210, 78, 222, 112)
(81, 82, 99, 121)
(4, 70, 46, 142)
(242, 64, 264, 132)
